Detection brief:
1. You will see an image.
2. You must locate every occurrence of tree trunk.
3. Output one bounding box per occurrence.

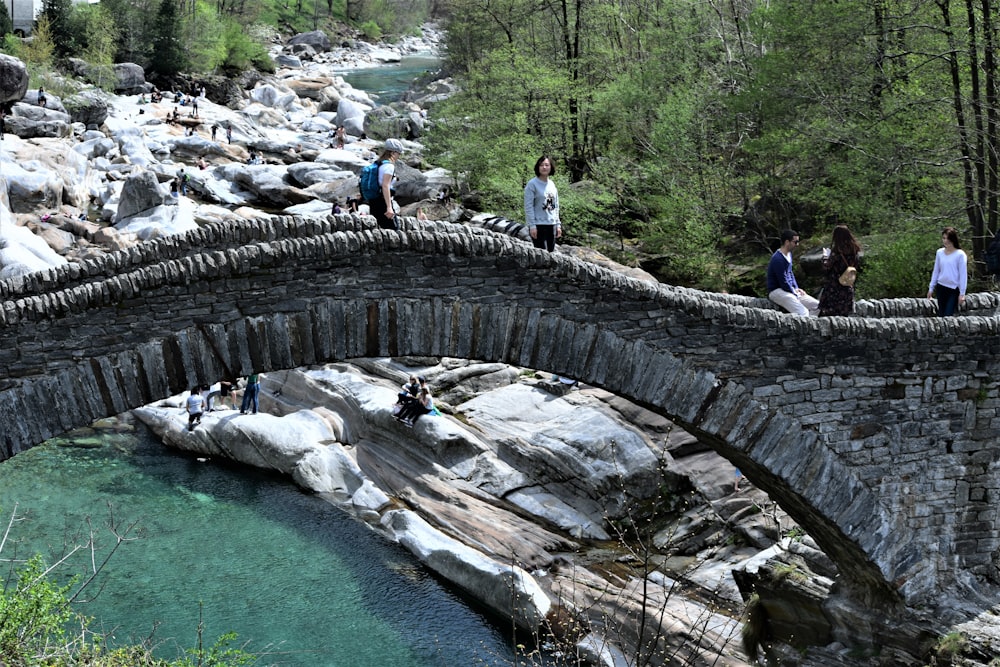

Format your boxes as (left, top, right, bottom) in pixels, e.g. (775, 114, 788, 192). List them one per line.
(941, 0, 985, 249)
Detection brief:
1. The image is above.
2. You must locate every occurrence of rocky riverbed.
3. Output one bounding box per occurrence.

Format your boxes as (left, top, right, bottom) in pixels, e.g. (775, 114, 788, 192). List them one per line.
(133, 360, 787, 666)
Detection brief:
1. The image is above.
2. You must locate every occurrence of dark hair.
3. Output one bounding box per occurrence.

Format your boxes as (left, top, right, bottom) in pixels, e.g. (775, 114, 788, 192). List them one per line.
(533, 155, 556, 177)
(780, 229, 799, 244)
(942, 227, 961, 249)
(831, 225, 861, 256)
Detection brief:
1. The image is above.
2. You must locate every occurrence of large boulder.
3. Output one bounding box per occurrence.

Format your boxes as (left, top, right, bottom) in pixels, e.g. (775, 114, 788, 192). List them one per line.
(114, 170, 169, 221)
(5, 103, 72, 139)
(284, 76, 334, 101)
(0, 55, 28, 107)
(63, 89, 109, 128)
(288, 43, 318, 61)
(114, 197, 198, 241)
(0, 199, 67, 278)
(363, 105, 411, 141)
(335, 98, 368, 134)
(1, 159, 64, 212)
(274, 54, 303, 69)
(227, 164, 315, 208)
(402, 76, 460, 110)
(113, 63, 146, 95)
(287, 162, 355, 188)
(249, 84, 297, 111)
(382, 509, 551, 630)
(287, 30, 331, 53)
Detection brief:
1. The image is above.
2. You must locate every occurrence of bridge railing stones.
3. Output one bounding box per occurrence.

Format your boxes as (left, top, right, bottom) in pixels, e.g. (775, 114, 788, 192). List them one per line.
(3, 213, 1000, 609)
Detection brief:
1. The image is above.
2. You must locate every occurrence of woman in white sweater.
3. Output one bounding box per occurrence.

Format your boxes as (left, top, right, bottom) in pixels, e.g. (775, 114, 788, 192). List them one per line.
(927, 227, 968, 316)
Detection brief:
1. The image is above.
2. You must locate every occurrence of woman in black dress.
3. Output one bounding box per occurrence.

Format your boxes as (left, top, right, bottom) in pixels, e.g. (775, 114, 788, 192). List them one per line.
(819, 225, 861, 317)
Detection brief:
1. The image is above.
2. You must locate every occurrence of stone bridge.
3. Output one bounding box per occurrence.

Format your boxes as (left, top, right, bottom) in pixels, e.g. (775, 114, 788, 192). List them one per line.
(2, 214, 1000, 613)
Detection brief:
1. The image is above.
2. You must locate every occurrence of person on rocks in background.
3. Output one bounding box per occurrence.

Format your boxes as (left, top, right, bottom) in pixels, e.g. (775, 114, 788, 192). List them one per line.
(203, 383, 220, 412)
(240, 373, 262, 414)
(819, 225, 861, 317)
(524, 155, 562, 252)
(226, 125, 233, 144)
(211, 124, 218, 141)
(334, 125, 346, 149)
(187, 386, 205, 431)
(767, 229, 819, 317)
(927, 226, 968, 316)
(219, 377, 239, 409)
(368, 138, 404, 231)
(394, 375, 421, 416)
(37, 87, 46, 108)
(397, 384, 434, 426)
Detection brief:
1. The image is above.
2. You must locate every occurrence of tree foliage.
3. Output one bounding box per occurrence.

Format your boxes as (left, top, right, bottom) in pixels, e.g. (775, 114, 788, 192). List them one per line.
(149, 0, 188, 77)
(0, 507, 257, 667)
(432, 0, 1000, 292)
(39, 0, 73, 57)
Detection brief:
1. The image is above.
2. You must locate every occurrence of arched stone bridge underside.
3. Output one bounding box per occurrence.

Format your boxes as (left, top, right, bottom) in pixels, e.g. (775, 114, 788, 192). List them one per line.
(3, 214, 1000, 611)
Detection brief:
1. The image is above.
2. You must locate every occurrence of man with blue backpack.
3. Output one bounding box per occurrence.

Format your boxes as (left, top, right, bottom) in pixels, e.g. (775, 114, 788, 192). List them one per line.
(360, 138, 404, 230)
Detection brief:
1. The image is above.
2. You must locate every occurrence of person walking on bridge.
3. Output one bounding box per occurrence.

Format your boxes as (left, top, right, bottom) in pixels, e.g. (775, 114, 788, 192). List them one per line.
(927, 227, 968, 316)
(366, 138, 404, 231)
(767, 229, 819, 317)
(524, 155, 562, 252)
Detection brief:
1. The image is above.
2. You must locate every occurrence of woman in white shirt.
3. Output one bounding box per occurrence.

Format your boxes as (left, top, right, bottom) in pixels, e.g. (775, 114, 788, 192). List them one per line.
(927, 227, 968, 316)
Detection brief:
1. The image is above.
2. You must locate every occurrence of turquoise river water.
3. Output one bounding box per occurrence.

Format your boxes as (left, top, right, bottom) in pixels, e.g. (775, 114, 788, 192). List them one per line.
(336, 55, 442, 105)
(0, 418, 520, 666)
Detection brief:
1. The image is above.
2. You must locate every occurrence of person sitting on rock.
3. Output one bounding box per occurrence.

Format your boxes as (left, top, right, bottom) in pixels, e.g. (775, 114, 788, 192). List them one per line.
(396, 377, 433, 425)
(394, 375, 420, 415)
(396, 386, 435, 426)
(37, 87, 46, 108)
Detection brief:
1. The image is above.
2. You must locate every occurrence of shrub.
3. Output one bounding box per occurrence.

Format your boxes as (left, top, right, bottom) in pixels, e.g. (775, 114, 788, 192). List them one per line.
(857, 226, 939, 300)
(359, 20, 382, 41)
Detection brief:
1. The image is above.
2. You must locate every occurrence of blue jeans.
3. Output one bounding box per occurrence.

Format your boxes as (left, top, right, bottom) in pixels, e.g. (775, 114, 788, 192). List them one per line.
(935, 284, 960, 316)
(240, 383, 259, 414)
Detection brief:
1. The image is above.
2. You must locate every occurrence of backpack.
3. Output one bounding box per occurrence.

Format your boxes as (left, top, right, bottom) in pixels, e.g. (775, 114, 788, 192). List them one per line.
(359, 160, 387, 201)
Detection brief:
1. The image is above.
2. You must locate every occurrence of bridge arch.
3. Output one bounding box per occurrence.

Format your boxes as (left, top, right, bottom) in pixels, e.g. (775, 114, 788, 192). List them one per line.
(3, 214, 1000, 610)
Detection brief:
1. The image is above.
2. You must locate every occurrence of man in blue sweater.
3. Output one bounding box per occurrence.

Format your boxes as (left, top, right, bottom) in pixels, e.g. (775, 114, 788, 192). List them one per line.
(767, 229, 819, 317)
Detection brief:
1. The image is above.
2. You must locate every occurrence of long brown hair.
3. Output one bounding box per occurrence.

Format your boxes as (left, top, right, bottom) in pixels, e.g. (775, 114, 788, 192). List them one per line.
(942, 227, 961, 249)
(832, 225, 861, 258)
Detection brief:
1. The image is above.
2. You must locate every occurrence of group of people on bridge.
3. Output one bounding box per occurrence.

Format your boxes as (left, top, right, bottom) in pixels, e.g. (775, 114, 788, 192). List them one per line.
(767, 226, 968, 318)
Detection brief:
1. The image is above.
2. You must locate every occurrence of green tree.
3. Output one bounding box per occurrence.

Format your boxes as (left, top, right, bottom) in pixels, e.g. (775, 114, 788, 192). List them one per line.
(180, 1, 226, 72)
(432, 0, 733, 286)
(64, 3, 120, 89)
(100, 0, 159, 64)
(149, 0, 187, 77)
(39, 0, 73, 57)
(22, 15, 55, 75)
(0, 4, 13, 37)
